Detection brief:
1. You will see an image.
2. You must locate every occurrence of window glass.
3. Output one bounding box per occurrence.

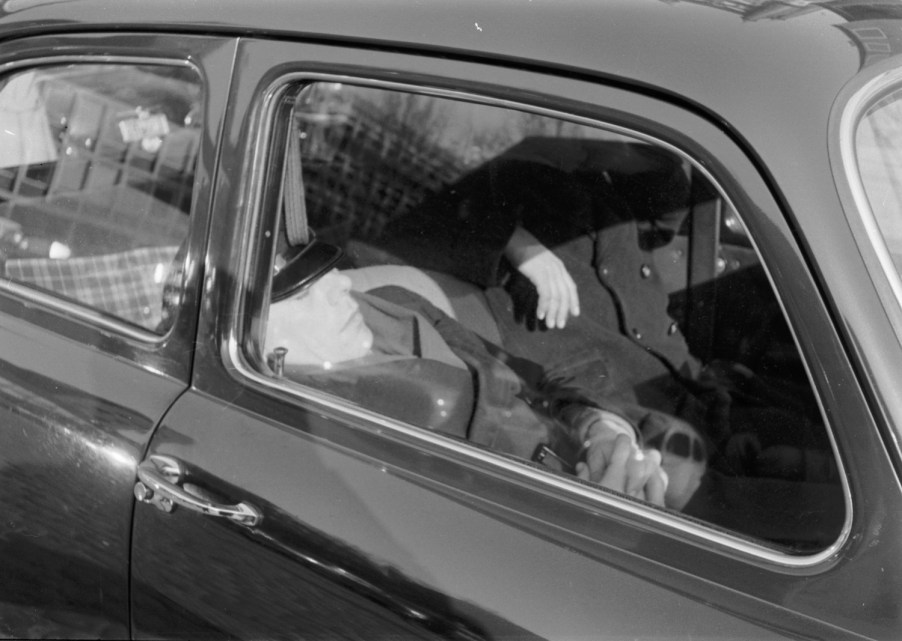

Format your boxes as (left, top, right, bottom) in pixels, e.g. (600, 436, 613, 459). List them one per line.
(0, 63, 201, 332)
(259, 82, 844, 552)
(854, 83, 902, 277)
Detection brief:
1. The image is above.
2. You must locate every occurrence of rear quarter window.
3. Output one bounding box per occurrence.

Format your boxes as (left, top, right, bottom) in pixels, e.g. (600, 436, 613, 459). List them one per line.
(0, 63, 201, 333)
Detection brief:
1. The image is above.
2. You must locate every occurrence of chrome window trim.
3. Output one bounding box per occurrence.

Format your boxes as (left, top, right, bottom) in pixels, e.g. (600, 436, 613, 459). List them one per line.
(837, 66, 902, 338)
(0, 54, 201, 344)
(0, 280, 165, 341)
(227, 70, 851, 569)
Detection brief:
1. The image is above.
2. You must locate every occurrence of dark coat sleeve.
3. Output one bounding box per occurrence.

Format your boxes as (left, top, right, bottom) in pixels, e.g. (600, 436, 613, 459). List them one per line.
(376, 158, 523, 288)
(369, 285, 601, 461)
(376, 138, 691, 287)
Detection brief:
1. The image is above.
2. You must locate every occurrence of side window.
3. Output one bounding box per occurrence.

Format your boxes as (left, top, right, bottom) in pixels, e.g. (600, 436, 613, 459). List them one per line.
(0, 63, 201, 332)
(256, 82, 845, 553)
(853, 81, 902, 285)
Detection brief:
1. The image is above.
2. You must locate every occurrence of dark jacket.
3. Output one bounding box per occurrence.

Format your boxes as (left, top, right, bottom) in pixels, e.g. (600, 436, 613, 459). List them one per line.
(280, 285, 842, 546)
(284, 286, 624, 466)
(377, 138, 716, 431)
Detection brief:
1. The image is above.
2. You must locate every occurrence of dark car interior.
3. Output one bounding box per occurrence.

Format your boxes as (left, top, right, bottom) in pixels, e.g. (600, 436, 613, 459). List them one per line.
(0, 65, 847, 554)
(260, 82, 846, 553)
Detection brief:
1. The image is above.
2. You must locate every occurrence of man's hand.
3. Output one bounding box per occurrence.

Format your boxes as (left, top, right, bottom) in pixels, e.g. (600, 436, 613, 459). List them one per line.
(504, 225, 579, 329)
(577, 434, 667, 506)
(568, 407, 668, 506)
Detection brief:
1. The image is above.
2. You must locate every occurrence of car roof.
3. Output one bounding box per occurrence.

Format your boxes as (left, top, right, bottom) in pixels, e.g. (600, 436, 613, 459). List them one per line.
(0, 0, 897, 160)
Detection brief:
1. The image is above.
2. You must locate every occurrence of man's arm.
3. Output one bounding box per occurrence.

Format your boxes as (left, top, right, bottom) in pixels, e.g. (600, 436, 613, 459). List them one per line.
(503, 224, 580, 329)
(376, 161, 524, 288)
(368, 284, 668, 505)
(588, 434, 667, 505)
(552, 402, 667, 506)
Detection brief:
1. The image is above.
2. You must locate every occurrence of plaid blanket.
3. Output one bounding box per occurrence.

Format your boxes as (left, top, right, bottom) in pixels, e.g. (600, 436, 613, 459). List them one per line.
(5, 246, 179, 330)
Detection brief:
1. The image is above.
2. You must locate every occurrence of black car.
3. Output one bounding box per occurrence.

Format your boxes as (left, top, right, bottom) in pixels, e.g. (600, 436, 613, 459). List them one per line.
(0, 0, 900, 638)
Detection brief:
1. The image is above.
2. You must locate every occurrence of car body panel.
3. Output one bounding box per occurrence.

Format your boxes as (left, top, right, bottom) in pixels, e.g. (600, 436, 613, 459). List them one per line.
(3, 8, 900, 450)
(0, 2, 899, 639)
(0, 310, 175, 637)
(0, 32, 235, 637)
(127, 35, 901, 639)
(133, 391, 789, 639)
(0, 0, 868, 116)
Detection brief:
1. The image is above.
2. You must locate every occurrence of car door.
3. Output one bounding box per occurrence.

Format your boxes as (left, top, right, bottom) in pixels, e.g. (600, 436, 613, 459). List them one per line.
(130, 38, 898, 639)
(0, 33, 234, 638)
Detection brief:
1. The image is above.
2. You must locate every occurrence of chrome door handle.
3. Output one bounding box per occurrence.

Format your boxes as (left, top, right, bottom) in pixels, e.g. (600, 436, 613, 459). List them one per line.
(135, 455, 262, 527)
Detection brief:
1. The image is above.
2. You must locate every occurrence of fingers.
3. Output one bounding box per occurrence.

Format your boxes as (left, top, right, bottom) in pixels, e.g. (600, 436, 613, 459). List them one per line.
(642, 450, 668, 507)
(597, 434, 632, 490)
(563, 265, 580, 319)
(537, 262, 580, 329)
(624, 450, 650, 497)
(515, 250, 580, 329)
(645, 467, 668, 507)
(581, 431, 619, 484)
(552, 266, 580, 328)
(588, 435, 668, 506)
(502, 226, 580, 327)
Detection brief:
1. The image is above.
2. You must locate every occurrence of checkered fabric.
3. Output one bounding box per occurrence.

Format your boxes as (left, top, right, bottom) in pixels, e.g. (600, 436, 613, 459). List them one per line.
(4, 246, 180, 330)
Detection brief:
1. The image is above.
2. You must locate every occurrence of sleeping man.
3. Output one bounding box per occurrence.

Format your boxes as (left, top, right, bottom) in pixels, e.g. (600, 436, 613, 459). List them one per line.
(263, 239, 705, 510)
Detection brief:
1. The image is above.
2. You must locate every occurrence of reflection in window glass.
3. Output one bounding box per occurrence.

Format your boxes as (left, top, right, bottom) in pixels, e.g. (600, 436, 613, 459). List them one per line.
(259, 82, 844, 552)
(855, 85, 902, 275)
(0, 63, 201, 332)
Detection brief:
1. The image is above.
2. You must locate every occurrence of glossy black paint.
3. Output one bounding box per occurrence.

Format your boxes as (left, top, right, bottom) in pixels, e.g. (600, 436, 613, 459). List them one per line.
(0, 31, 234, 637)
(137, 34, 891, 638)
(0, 335, 153, 637)
(0, 1, 900, 639)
